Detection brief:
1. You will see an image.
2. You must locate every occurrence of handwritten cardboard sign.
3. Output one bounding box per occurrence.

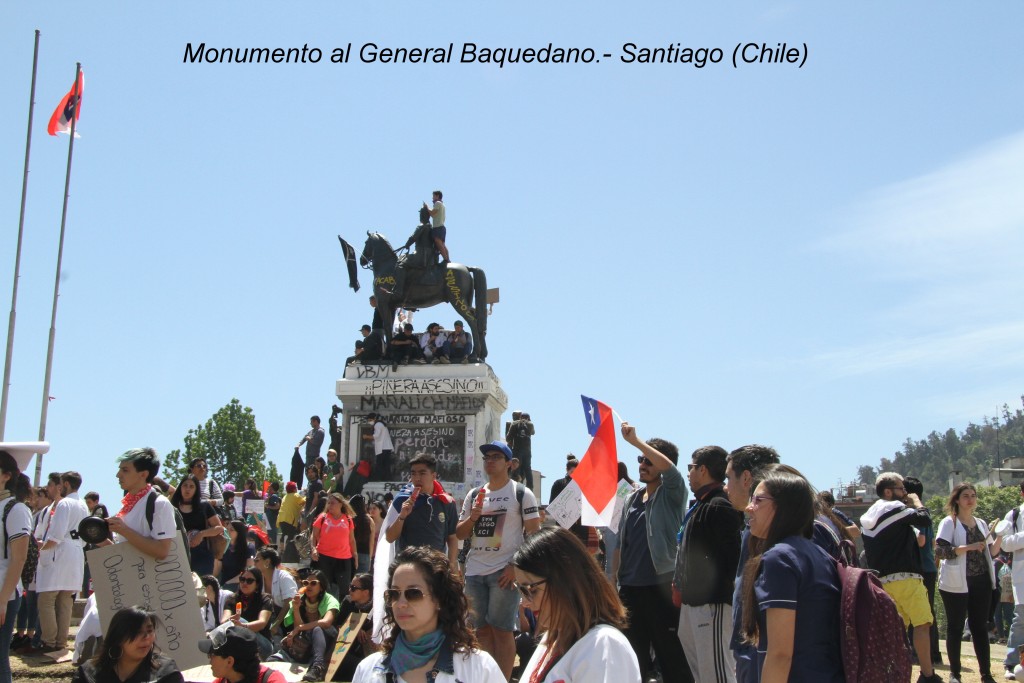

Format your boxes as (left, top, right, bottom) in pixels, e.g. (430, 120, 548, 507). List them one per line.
(546, 478, 582, 529)
(88, 539, 207, 671)
(326, 611, 368, 682)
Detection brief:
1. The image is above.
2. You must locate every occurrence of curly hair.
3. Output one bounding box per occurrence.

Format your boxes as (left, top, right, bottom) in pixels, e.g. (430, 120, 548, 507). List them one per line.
(380, 547, 478, 655)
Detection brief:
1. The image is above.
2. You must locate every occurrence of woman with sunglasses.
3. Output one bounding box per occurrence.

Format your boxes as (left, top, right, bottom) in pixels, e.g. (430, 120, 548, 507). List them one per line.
(222, 568, 275, 660)
(740, 469, 844, 683)
(170, 474, 224, 576)
(352, 546, 504, 683)
(335, 572, 376, 681)
(273, 569, 340, 683)
(311, 493, 358, 600)
(511, 527, 639, 682)
(255, 547, 298, 636)
(72, 606, 183, 683)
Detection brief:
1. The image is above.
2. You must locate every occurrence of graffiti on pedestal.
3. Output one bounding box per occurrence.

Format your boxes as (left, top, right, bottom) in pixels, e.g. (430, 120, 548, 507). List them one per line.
(355, 414, 469, 483)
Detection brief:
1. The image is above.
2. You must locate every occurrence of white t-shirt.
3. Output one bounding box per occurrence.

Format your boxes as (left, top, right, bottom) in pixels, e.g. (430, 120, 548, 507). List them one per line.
(115, 489, 177, 544)
(372, 422, 394, 454)
(0, 498, 32, 602)
(353, 648, 504, 683)
(459, 480, 540, 576)
(520, 624, 641, 683)
(431, 200, 445, 227)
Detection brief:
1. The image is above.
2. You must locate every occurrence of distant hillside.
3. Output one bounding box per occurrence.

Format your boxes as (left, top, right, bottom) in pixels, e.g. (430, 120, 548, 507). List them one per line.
(855, 397, 1024, 497)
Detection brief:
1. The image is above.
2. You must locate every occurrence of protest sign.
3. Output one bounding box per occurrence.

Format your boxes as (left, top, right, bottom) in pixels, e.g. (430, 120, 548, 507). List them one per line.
(608, 479, 637, 532)
(546, 478, 582, 529)
(88, 539, 207, 671)
(326, 611, 368, 681)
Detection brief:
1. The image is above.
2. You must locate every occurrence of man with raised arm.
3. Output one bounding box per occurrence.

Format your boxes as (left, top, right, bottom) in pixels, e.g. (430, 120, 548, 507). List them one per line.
(615, 422, 692, 683)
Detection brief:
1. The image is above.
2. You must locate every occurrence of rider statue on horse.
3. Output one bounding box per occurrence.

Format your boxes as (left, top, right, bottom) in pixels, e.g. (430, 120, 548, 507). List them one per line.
(353, 206, 488, 361)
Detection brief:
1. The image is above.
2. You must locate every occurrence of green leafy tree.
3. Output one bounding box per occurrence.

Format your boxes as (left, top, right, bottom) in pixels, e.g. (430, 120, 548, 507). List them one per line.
(162, 399, 282, 489)
(856, 465, 877, 486)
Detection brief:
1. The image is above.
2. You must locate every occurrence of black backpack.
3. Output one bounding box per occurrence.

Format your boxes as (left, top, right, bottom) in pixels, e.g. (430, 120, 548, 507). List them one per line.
(145, 490, 192, 568)
(2, 498, 39, 586)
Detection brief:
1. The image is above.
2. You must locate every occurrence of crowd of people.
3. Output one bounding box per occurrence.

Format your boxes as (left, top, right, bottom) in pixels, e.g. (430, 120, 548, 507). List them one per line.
(347, 313, 476, 370)
(8, 413, 1024, 683)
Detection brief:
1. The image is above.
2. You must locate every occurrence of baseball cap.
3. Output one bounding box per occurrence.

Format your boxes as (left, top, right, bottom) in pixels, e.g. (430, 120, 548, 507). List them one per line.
(478, 440, 513, 461)
(198, 623, 257, 660)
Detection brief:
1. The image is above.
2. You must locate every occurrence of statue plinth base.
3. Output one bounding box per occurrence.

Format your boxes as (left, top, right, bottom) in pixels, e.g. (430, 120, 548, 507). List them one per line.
(335, 362, 508, 503)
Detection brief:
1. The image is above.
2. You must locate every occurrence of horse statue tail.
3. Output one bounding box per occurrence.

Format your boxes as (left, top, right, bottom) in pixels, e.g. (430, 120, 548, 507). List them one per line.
(468, 266, 488, 360)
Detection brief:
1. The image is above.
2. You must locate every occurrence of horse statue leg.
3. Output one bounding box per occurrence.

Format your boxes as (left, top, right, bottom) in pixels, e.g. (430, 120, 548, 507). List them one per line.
(468, 267, 488, 360)
(443, 266, 486, 362)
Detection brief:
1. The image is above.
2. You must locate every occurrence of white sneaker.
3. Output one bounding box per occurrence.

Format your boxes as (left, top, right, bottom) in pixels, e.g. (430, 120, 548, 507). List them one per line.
(439, 356, 450, 364)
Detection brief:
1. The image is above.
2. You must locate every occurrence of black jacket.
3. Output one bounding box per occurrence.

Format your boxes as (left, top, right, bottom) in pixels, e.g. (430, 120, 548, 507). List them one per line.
(672, 485, 743, 606)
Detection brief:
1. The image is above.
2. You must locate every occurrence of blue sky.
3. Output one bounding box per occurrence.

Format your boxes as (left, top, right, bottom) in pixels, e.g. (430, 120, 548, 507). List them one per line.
(1, 2, 1022, 507)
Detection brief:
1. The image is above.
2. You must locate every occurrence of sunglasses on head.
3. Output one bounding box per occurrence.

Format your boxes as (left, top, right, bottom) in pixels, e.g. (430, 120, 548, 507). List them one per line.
(302, 579, 320, 586)
(239, 576, 257, 585)
(384, 588, 428, 604)
(636, 455, 653, 466)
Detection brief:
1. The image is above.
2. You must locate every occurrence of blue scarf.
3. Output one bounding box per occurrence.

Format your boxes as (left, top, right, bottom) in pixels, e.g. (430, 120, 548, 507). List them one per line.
(389, 629, 445, 676)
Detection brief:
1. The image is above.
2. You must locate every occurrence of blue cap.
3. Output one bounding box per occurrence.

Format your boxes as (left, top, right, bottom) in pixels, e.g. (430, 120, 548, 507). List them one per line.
(478, 440, 513, 460)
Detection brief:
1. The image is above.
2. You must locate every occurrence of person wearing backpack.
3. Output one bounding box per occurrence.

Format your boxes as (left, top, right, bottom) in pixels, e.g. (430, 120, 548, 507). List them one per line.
(0, 450, 32, 683)
(103, 448, 177, 561)
(456, 440, 541, 680)
(740, 468, 844, 683)
(936, 482, 1001, 683)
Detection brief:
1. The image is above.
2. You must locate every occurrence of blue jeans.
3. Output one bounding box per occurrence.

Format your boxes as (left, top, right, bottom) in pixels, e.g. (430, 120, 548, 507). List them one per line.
(998, 602, 1015, 639)
(1, 593, 23, 683)
(1004, 603, 1024, 669)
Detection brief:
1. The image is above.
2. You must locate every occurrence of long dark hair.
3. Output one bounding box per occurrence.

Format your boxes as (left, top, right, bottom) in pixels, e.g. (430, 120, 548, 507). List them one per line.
(350, 494, 371, 533)
(513, 527, 628, 654)
(227, 520, 249, 566)
(91, 606, 160, 672)
(202, 575, 222, 627)
(0, 451, 31, 502)
(169, 474, 202, 508)
(381, 547, 478, 654)
(741, 469, 815, 642)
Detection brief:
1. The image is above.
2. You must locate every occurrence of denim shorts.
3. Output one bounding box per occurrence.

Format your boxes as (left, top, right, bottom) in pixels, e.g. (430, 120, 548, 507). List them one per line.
(465, 571, 520, 631)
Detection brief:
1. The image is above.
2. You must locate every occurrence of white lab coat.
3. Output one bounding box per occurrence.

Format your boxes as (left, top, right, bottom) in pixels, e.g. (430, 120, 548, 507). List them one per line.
(1000, 504, 1024, 603)
(35, 493, 90, 592)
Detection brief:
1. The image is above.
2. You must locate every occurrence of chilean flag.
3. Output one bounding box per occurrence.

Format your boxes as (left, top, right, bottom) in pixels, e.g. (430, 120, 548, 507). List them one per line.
(48, 71, 84, 137)
(572, 395, 618, 525)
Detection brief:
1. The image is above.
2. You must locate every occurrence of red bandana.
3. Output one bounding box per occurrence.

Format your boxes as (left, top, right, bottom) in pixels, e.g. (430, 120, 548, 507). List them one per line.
(117, 484, 153, 518)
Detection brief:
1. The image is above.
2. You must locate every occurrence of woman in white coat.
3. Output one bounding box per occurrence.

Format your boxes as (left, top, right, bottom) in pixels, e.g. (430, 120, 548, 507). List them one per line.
(936, 482, 1002, 683)
(512, 527, 640, 683)
(352, 546, 504, 683)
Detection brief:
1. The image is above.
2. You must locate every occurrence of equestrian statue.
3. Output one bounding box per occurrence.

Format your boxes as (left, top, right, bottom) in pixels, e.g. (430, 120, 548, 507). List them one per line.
(349, 206, 488, 361)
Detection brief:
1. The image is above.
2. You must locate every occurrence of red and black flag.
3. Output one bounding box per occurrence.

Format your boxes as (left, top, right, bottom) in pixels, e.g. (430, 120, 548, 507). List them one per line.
(48, 71, 84, 136)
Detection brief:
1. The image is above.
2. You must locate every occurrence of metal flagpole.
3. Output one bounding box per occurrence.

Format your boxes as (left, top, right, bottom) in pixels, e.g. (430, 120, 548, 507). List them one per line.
(35, 61, 81, 486)
(0, 30, 41, 440)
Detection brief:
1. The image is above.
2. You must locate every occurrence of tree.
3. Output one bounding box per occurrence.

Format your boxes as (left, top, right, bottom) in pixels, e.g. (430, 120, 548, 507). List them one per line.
(162, 398, 282, 489)
(856, 465, 877, 486)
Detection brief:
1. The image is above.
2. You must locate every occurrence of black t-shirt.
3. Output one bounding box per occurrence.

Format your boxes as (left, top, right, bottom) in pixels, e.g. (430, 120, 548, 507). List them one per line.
(226, 590, 274, 638)
(177, 501, 217, 533)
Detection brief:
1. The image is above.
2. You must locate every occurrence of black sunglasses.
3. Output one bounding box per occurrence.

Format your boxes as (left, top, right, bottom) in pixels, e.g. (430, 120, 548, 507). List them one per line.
(516, 579, 547, 600)
(239, 576, 257, 585)
(636, 455, 653, 466)
(349, 584, 366, 592)
(384, 588, 428, 604)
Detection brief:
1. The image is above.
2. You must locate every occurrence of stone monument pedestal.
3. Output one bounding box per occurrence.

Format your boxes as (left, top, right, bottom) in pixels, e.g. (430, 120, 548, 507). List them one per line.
(335, 362, 508, 503)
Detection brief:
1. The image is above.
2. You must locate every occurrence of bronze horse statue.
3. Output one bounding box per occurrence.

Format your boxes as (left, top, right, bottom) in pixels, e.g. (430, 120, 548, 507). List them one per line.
(357, 212, 488, 360)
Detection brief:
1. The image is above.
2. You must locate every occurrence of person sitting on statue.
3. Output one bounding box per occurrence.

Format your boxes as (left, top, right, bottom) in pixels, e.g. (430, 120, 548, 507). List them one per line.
(348, 325, 385, 366)
(419, 322, 448, 365)
(422, 189, 449, 263)
(443, 321, 473, 364)
(387, 323, 422, 367)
